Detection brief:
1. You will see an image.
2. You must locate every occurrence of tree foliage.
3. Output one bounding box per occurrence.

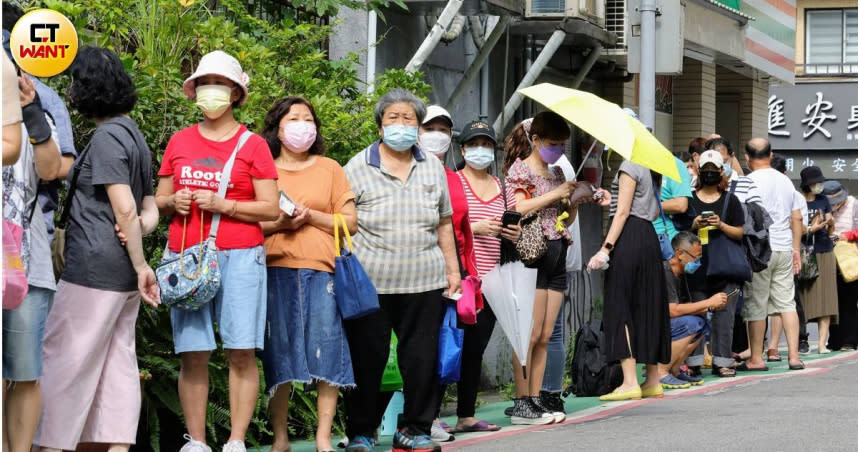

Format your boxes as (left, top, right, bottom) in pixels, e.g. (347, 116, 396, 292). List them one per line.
(24, 0, 430, 447)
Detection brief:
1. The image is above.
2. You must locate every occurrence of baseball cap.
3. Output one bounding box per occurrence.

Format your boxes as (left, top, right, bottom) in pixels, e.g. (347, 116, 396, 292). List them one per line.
(183, 51, 250, 105)
(459, 120, 497, 146)
(423, 105, 453, 127)
(698, 150, 724, 169)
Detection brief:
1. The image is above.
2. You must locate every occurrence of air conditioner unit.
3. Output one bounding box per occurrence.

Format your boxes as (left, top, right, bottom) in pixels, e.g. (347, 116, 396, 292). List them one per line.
(525, 0, 605, 26)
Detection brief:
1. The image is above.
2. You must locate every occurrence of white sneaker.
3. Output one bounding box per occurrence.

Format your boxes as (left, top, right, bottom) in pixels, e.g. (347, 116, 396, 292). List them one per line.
(222, 440, 247, 452)
(222, 440, 246, 452)
(179, 434, 212, 452)
(430, 419, 454, 442)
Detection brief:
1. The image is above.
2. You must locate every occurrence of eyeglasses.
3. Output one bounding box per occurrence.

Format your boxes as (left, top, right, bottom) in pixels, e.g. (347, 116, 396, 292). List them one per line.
(681, 249, 702, 261)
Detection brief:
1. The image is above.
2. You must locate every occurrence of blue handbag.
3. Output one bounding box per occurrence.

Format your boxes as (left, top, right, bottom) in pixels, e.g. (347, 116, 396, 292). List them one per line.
(155, 131, 252, 311)
(437, 302, 464, 384)
(706, 182, 753, 283)
(332, 213, 380, 320)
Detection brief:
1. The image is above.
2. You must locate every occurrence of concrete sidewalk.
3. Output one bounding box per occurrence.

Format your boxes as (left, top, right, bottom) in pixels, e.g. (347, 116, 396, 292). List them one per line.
(252, 349, 858, 451)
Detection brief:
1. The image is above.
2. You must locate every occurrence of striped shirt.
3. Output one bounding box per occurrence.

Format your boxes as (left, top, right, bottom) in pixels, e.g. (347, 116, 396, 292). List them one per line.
(457, 172, 517, 277)
(728, 172, 762, 204)
(344, 141, 453, 294)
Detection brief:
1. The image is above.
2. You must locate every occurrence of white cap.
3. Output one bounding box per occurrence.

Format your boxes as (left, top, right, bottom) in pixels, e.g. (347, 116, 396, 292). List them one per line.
(423, 105, 453, 126)
(183, 51, 250, 105)
(698, 150, 724, 169)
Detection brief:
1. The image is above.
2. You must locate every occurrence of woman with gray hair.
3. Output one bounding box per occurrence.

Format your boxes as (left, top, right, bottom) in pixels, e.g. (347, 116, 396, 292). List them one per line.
(342, 88, 461, 452)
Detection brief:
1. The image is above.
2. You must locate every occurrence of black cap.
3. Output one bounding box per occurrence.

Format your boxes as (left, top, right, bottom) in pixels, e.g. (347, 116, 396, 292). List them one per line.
(459, 120, 497, 146)
(800, 166, 825, 187)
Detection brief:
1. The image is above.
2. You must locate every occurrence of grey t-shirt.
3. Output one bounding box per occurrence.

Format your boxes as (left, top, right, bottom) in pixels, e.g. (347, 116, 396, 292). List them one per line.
(61, 117, 153, 292)
(609, 161, 659, 221)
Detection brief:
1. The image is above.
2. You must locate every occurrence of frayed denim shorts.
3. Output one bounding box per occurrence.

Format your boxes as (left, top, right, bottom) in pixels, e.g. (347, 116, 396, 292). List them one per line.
(260, 267, 355, 395)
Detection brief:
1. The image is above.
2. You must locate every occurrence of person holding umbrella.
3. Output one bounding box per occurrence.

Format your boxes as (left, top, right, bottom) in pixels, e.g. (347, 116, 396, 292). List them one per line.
(501, 112, 579, 424)
(587, 141, 671, 401)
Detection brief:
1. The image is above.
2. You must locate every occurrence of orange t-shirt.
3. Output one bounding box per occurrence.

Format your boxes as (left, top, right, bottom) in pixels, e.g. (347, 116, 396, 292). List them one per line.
(265, 156, 355, 273)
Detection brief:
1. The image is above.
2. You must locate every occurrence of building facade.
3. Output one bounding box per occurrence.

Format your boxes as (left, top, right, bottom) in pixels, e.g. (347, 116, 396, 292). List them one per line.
(767, 0, 858, 193)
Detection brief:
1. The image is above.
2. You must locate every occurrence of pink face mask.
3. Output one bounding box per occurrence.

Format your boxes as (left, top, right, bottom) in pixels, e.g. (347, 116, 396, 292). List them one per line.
(281, 121, 317, 153)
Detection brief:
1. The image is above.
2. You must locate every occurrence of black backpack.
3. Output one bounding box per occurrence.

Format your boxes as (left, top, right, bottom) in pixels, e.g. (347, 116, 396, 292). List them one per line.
(565, 319, 623, 397)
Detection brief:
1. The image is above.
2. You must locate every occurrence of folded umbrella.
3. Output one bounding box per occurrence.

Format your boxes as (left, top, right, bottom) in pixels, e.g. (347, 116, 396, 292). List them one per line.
(482, 260, 537, 378)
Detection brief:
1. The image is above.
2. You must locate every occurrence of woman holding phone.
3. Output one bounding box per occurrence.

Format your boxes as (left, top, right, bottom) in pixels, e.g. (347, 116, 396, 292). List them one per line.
(448, 120, 520, 433)
(259, 97, 357, 452)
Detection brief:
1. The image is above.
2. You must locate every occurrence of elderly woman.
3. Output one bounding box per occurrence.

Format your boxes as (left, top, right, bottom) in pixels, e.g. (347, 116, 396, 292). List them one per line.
(343, 89, 461, 452)
(826, 181, 858, 351)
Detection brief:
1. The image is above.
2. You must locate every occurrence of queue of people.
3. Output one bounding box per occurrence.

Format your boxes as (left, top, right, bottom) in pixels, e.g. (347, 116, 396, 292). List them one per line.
(3, 30, 858, 452)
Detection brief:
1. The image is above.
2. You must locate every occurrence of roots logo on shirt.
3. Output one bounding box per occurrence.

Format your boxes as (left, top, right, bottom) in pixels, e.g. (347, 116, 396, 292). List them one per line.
(9, 9, 78, 77)
(179, 158, 233, 189)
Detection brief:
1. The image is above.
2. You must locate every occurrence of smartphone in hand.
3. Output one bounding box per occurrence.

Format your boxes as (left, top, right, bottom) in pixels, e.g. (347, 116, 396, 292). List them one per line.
(501, 210, 522, 227)
(279, 190, 296, 216)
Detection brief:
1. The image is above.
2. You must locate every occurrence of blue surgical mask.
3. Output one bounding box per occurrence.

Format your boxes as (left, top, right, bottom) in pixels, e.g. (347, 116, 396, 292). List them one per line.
(684, 259, 702, 274)
(382, 125, 419, 152)
(723, 164, 733, 178)
(464, 146, 495, 170)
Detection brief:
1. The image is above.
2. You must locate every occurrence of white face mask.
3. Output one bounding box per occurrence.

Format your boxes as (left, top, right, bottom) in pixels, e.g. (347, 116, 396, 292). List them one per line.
(812, 183, 825, 195)
(463, 146, 495, 170)
(418, 131, 452, 156)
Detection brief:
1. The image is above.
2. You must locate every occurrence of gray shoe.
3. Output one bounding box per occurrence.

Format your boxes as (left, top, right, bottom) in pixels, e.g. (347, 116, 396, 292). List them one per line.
(510, 397, 555, 425)
(179, 435, 213, 452)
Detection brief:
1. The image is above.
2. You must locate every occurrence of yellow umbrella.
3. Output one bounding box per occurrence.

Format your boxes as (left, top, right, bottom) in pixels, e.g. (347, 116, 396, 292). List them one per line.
(518, 83, 680, 182)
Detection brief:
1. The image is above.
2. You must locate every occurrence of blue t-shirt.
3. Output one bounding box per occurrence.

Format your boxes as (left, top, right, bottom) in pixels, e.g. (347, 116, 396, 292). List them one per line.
(805, 194, 834, 254)
(653, 158, 693, 240)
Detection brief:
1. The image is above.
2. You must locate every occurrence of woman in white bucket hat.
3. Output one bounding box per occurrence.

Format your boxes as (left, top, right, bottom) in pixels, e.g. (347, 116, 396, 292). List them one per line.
(154, 50, 279, 452)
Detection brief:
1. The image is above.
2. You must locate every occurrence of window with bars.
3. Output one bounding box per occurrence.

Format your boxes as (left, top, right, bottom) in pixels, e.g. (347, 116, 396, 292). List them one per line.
(803, 8, 858, 75)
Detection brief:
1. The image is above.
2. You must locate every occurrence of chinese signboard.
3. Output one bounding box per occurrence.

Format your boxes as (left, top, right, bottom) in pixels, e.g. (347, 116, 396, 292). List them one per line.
(777, 151, 858, 182)
(768, 82, 858, 150)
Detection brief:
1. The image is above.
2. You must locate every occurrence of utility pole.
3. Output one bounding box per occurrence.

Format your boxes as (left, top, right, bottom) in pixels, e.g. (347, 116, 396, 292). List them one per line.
(639, 0, 658, 130)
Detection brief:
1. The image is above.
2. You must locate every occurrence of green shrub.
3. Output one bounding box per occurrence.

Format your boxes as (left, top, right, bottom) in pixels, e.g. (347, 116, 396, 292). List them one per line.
(26, 0, 429, 447)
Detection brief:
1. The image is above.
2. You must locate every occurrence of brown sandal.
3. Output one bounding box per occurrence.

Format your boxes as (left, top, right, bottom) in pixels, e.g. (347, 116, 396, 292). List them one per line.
(766, 349, 782, 362)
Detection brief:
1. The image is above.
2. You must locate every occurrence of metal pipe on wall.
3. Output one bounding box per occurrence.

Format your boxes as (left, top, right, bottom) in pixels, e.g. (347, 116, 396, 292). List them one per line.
(492, 28, 566, 136)
(570, 43, 603, 89)
(405, 0, 465, 73)
(367, 10, 377, 94)
(639, 0, 657, 129)
(445, 15, 511, 110)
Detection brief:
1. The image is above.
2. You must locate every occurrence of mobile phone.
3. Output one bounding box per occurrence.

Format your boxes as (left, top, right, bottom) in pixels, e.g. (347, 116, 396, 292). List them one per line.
(279, 190, 296, 216)
(501, 210, 522, 227)
(701, 211, 714, 218)
(442, 291, 462, 301)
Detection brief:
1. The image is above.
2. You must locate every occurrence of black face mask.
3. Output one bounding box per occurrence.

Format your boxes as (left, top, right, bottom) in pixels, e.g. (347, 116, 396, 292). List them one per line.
(700, 171, 722, 186)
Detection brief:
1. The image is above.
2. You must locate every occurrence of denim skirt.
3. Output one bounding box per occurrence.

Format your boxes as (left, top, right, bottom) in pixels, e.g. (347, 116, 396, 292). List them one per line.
(261, 267, 355, 395)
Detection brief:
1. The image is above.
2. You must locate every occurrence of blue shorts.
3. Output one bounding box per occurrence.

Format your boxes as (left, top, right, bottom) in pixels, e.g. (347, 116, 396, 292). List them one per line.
(3, 286, 54, 381)
(170, 246, 267, 353)
(260, 267, 354, 394)
(670, 315, 707, 342)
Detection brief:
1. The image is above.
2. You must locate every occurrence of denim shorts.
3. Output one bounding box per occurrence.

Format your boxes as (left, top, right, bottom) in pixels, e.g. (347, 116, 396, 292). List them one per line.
(260, 267, 354, 395)
(670, 314, 707, 341)
(3, 286, 53, 381)
(170, 246, 267, 353)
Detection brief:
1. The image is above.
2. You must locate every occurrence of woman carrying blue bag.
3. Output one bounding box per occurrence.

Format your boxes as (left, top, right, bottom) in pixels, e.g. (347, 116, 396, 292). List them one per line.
(259, 97, 358, 452)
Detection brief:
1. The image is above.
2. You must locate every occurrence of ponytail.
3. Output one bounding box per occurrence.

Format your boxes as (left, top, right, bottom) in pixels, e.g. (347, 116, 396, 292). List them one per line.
(502, 121, 532, 175)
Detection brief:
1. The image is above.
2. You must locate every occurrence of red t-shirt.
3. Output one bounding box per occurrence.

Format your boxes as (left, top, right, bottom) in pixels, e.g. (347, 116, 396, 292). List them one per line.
(159, 124, 278, 251)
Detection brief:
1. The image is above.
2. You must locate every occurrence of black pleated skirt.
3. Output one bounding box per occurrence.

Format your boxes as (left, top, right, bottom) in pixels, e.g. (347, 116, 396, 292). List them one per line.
(603, 216, 671, 365)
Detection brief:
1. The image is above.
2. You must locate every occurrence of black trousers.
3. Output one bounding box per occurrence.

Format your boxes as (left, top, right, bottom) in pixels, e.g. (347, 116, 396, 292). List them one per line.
(828, 273, 858, 349)
(434, 303, 497, 419)
(344, 291, 444, 438)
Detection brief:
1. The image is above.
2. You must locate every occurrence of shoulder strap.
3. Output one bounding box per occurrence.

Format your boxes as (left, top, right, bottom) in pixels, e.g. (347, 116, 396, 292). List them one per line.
(500, 176, 508, 210)
(722, 180, 738, 219)
(56, 118, 142, 229)
(208, 130, 252, 238)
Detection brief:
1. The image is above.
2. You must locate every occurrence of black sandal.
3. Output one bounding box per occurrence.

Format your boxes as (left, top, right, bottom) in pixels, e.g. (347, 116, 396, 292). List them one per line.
(715, 366, 736, 378)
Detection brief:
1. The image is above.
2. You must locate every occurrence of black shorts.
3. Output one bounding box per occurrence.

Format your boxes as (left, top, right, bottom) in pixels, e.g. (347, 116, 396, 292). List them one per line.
(531, 239, 568, 292)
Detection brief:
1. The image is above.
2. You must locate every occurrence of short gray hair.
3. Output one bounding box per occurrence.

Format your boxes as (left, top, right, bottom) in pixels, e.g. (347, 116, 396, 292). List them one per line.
(374, 88, 427, 127)
(671, 231, 700, 251)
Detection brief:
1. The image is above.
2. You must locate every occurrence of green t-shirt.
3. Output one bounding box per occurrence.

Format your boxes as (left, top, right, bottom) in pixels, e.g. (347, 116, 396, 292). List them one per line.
(653, 158, 692, 240)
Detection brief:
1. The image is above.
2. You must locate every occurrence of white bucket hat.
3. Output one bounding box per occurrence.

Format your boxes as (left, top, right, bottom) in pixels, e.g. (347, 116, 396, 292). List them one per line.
(182, 50, 250, 105)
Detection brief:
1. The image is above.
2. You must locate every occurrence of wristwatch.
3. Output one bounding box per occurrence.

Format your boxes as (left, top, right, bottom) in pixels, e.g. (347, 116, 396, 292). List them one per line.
(603, 242, 614, 252)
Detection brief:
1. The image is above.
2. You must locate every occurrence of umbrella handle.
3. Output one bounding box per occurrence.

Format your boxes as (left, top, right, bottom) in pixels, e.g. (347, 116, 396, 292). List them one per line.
(574, 140, 599, 179)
